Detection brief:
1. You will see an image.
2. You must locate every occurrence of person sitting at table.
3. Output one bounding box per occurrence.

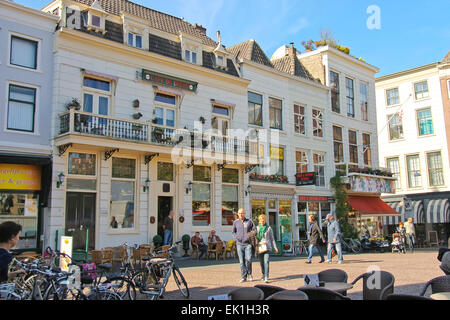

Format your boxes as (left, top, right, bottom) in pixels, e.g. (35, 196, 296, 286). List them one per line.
(208, 230, 222, 249)
(191, 232, 207, 260)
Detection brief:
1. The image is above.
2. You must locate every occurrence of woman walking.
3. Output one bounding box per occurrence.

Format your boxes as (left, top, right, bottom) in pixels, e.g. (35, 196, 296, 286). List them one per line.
(256, 214, 278, 283)
(305, 215, 326, 264)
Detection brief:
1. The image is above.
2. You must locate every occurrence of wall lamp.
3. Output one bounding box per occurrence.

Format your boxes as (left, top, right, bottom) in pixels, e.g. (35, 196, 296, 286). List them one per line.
(143, 179, 151, 192)
(186, 181, 193, 194)
(245, 185, 252, 196)
(57, 172, 65, 188)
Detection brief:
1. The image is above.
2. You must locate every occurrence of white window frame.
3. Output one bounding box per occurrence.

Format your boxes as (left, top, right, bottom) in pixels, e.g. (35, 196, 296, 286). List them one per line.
(154, 92, 177, 129)
(313, 152, 326, 188)
(345, 77, 355, 118)
(360, 81, 369, 121)
(128, 32, 143, 49)
(386, 87, 400, 106)
(426, 151, 445, 187)
(82, 76, 112, 116)
(192, 165, 213, 229)
(388, 113, 404, 141)
(184, 49, 198, 64)
(294, 104, 306, 135)
(296, 150, 309, 174)
(212, 104, 231, 136)
(405, 153, 422, 189)
(221, 167, 240, 227)
(329, 70, 340, 114)
(66, 151, 98, 193)
(8, 32, 41, 73)
(312, 108, 324, 138)
(413, 80, 430, 100)
(348, 129, 358, 166)
(386, 157, 401, 190)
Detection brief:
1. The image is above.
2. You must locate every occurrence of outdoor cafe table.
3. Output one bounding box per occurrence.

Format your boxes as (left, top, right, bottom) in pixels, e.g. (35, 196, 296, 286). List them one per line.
(430, 292, 450, 300)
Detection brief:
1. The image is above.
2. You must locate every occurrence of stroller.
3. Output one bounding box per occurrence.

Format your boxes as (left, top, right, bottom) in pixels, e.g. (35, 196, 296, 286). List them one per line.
(391, 233, 406, 253)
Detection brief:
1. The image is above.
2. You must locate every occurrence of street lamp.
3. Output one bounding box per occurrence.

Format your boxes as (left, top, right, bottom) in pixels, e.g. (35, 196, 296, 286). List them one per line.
(245, 185, 252, 196)
(143, 179, 151, 192)
(56, 172, 65, 188)
(186, 181, 192, 194)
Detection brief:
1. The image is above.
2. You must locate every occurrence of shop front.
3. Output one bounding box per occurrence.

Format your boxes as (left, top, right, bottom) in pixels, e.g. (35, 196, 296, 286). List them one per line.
(0, 155, 51, 252)
(296, 195, 334, 240)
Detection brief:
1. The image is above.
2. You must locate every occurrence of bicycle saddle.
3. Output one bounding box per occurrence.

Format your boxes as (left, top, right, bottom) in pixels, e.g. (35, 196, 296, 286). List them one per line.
(97, 263, 112, 270)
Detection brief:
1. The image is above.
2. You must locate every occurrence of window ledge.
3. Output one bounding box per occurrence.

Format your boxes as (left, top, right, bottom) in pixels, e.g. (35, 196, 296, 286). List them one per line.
(7, 63, 42, 74)
(417, 134, 436, 138)
(4, 129, 40, 136)
(414, 96, 432, 102)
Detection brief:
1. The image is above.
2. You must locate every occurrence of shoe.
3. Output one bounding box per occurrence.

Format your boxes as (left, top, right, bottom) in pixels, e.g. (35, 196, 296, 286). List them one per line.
(247, 275, 253, 281)
(326, 260, 332, 263)
(319, 260, 325, 264)
(239, 278, 246, 283)
(264, 278, 269, 283)
(338, 260, 344, 264)
(305, 261, 311, 264)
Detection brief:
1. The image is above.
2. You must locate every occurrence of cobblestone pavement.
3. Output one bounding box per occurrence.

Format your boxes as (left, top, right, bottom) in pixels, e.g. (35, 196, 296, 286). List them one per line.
(133, 248, 445, 300)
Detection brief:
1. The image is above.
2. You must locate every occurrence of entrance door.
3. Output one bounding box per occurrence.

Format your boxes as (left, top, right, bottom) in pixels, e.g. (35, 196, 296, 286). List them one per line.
(65, 192, 96, 251)
(269, 210, 278, 241)
(158, 197, 173, 238)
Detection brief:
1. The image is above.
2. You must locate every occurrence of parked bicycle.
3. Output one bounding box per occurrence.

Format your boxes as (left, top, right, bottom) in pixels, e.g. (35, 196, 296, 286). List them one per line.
(131, 241, 189, 300)
(341, 237, 362, 253)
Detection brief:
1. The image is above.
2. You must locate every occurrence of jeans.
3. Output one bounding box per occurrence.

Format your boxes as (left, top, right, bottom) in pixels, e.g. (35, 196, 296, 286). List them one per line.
(406, 234, 415, 252)
(198, 243, 207, 259)
(236, 243, 253, 279)
(308, 244, 324, 262)
(163, 229, 173, 245)
(258, 252, 270, 279)
(327, 242, 343, 262)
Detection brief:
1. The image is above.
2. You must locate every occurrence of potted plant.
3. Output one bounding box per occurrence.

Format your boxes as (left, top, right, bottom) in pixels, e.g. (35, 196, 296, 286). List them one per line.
(65, 98, 81, 111)
(152, 234, 163, 248)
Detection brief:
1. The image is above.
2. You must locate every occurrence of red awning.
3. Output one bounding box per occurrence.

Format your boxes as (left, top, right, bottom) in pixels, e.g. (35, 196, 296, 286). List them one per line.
(348, 196, 401, 216)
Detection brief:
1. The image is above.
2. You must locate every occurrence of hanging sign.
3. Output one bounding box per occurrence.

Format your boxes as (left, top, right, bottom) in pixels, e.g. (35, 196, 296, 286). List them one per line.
(141, 69, 198, 92)
(295, 172, 315, 186)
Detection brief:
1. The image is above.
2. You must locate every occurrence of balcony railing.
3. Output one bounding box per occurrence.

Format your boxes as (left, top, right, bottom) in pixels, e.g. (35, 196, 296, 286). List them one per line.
(58, 110, 259, 158)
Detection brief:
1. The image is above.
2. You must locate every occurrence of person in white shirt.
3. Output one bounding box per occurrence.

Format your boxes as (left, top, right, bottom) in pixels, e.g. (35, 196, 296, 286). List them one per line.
(404, 218, 416, 253)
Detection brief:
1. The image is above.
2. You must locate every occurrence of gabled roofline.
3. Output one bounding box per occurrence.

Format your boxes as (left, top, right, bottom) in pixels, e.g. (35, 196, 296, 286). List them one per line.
(375, 62, 439, 82)
(2, 0, 59, 22)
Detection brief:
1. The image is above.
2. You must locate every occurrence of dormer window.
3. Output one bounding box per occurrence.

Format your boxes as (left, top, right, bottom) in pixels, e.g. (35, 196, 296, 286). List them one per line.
(91, 15, 101, 27)
(213, 31, 229, 69)
(84, 0, 107, 34)
(128, 32, 142, 48)
(185, 50, 197, 64)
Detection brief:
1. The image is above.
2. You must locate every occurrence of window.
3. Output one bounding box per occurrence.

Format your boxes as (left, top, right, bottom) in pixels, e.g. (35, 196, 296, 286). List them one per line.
(294, 104, 306, 134)
(349, 130, 358, 165)
(386, 157, 401, 190)
(192, 166, 211, 227)
(333, 126, 344, 163)
(312, 109, 323, 137)
(154, 107, 175, 127)
(313, 153, 325, 187)
(330, 71, 340, 113)
(414, 81, 429, 100)
(388, 113, 404, 141)
(185, 50, 197, 64)
(128, 32, 142, 48)
(91, 15, 101, 27)
(270, 147, 284, 176)
(111, 158, 136, 230)
(296, 151, 308, 173)
(222, 168, 239, 226)
(155, 93, 176, 105)
(10, 36, 38, 70)
(386, 88, 400, 106)
(427, 152, 444, 186)
(269, 97, 282, 130)
(406, 154, 421, 188)
(157, 162, 174, 181)
(360, 82, 368, 121)
(68, 153, 96, 176)
(248, 92, 263, 126)
(83, 77, 111, 117)
(417, 108, 434, 136)
(212, 105, 230, 136)
(346, 77, 355, 117)
(7, 84, 36, 132)
(363, 133, 372, 166)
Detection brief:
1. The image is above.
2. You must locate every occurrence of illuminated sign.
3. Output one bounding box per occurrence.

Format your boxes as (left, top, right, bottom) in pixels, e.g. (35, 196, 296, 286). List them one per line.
(0, 164, 41, 190)
(295, 172, 315, 186)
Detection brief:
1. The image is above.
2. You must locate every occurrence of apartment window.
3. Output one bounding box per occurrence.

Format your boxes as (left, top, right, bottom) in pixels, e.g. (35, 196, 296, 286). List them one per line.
(360, 82, 368, 121)
(185, 50, 197, 64)
(330, 71, 340, 113)
(363, 133, 372, 166)
(83, 77, 111, 117)
(91, 15, 101, 27)
(155, 92, 176, 105)
(346, 78, 355, 117)
(388, 114, 404, 141)
(270, 147, 284, 176)
(192, 166, 211, 227)
(7, 84, 36, 132)
(417, 108, 434, 136)
(154, 93, 176, 128)
(386, 157, 401, 190)
(294, 104, 305, 134)
(313, 153, 325, 187)
(10, 36, 38, 70)
(427, 152, 444, 186)
(111, 158, 136, 230)
(386, 88, 400, 106)
(157, 162, 174, 181)
(212, 105, 230, 136)
(128, 32, 142, 48)
(269, 97, 282, 130)
(333, 126, 344, 163)
(248, 92, 263, 126)
(349, 130, 358, 165)
(312, 109, 323, 137)
(296, 150, 308, 173)
(222, 168, 239, 226)
(414, 81, 429, 100)
(406, 155, 421, 188)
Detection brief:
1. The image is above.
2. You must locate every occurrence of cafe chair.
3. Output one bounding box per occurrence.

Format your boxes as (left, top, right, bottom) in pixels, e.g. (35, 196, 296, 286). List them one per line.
(102, 248, 114, 264)
(224, 240, 237, 260)
(351, 270, 395, 300)
(419, 275, 450, 296)
(156, 245, 171, 258)
(318, 269, 348, 283)
(297, 287, 350, 300)
(254, 284, 286, 300)
(90, 250, 107, 265)
(207, 241, 224, 260)
(228, 287, 264, 300)
(385, 294, 432, 300)
(266, 290, 308, 300)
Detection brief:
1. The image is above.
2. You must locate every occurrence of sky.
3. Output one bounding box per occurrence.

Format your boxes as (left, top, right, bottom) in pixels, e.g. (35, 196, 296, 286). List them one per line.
(16, 0, 450, 76)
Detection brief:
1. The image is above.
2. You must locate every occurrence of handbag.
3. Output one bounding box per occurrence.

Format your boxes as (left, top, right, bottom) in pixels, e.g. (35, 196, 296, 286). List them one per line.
(257, 238, 268, 254)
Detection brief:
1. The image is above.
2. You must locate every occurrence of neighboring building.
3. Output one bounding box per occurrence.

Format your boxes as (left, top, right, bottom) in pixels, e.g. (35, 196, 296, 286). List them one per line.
(0, 1, 58, 251)
(297, 45, 398, 238)
(376, 53, 450, 246)
(228, 41, 331, 245)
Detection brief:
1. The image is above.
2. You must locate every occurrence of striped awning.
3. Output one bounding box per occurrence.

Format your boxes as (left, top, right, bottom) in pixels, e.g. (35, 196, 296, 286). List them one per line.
(412, 201, 426, 224)
(382, 202, 404, 225)
(426, 199, 450, 224)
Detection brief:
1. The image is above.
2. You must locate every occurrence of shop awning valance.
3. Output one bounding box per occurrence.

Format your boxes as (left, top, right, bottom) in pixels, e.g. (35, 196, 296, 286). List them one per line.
(412, 200, 426, 224)
(383, 202, 404, 226)
(348, 196, 400, 217)
(426, 199, 450, 224)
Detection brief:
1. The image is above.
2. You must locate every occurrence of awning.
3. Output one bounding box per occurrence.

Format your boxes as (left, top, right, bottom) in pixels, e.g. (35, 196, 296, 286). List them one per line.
(412, 200, 426, 224)
(382, 202, 404, 225)
(426, 199, 450, 224)
(348, 196, 400, 217)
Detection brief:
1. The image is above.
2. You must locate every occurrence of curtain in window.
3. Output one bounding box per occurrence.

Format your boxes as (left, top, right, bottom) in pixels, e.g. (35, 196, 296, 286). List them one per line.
(11, 36, 37, 69)
(407, 155, 421, 187)
(8, 85, 35, 131)
(427, 153, 443, 186)
(417, 109, 433, 135)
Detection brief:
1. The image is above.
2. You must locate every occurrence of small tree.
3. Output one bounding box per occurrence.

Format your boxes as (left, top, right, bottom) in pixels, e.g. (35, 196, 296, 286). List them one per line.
(330, 173, 359, 239)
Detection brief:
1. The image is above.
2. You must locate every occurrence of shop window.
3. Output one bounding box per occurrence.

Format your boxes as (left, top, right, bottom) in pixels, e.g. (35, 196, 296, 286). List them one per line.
(222, 168, 239, 226)
(110, 158, 136, 230)
(68, 153, 96, 176)
(251, 199, 266, 226)
(157, 162, 174, 181)
(192, 166, 211, 227)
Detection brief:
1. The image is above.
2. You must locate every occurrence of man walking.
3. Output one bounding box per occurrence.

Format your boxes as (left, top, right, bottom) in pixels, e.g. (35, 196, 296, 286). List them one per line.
(305, 215, 326, 264)
(325, 213, 344, 264)
(404, 217, 416, 253)
(232, 208, 256, 283)
(162, 211, 174, 246)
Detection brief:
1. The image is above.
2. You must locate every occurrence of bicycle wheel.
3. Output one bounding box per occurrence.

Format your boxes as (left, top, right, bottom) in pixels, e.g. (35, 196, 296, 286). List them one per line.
(351, 241, 362, 253)
(86, 289, 122, 300)
(172, 266, 189, 299)
(104, 276, 136, 300)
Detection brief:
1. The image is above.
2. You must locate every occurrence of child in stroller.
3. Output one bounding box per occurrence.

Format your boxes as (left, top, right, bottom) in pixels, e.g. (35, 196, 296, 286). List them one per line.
(392, 222, 407, 253)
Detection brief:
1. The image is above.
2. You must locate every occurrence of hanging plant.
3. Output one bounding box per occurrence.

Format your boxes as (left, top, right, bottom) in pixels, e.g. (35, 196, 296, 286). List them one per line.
(65, 98, 81, 111)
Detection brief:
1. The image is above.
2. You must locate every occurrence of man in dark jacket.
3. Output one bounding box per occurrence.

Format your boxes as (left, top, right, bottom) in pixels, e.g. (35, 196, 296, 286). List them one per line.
(232, 208, 255, 283)
(305, 215, 326, 264)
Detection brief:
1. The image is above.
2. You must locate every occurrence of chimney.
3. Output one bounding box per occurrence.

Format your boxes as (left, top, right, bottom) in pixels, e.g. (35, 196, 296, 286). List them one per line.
(194, 23, 207, 35)
(288, 42, 297, 75)
(288, 42, 297, 56)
